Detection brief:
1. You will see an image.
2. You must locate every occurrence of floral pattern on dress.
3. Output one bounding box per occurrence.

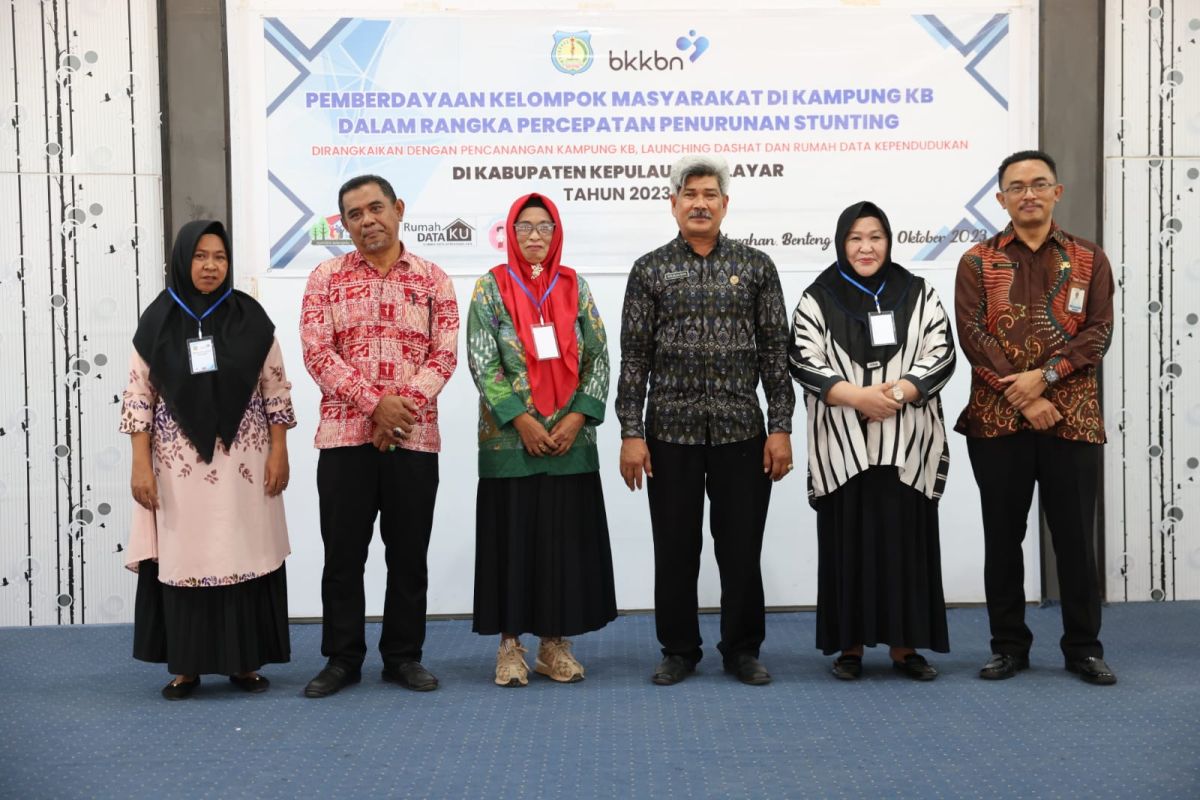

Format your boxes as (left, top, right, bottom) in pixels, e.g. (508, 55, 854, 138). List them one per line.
(165, 570, 269, 588)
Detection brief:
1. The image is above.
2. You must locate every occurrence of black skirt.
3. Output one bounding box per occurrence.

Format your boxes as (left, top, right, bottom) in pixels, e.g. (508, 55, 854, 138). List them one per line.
(473, 471, 617, 637)
(132, 559, 291, 675)
(814, 466, 949, 655)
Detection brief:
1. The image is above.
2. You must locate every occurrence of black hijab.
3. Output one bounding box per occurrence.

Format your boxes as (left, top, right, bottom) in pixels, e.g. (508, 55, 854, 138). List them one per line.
(808, 201, 918, 365)
(132, 220, 275, 463)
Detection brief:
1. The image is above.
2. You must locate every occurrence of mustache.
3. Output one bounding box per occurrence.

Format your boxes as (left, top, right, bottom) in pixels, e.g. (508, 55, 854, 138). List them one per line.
(688, 210, 713, 219)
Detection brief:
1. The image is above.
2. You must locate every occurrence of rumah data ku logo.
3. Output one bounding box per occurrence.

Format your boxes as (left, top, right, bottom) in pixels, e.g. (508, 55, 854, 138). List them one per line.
(608, 29, 710, 71)
(404, 218, 474, 246)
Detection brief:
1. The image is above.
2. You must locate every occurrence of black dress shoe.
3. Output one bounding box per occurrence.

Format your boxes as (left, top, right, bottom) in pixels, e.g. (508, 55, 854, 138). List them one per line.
(382, 660, 439, 692)
(1065, 656, 1117, 686)
(229, 673, 270, 693)
(303, 663, 362, 698)
(831, 654, 862, 681)
(161, 676, 200, 700)
(979, 653, 1030, 680)
(724, 653, 772, 686)
(651, 655, 696, 686)
(892, 654, 938, 681)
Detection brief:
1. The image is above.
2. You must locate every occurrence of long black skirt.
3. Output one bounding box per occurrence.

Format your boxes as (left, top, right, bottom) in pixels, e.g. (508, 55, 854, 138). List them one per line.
(133, 560, 291, 675)
(814, 466, 949, 655)
(473, 471, 617, 637)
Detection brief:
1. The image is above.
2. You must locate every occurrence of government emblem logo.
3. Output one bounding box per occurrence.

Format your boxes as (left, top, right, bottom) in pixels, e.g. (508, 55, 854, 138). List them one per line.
(551, 31, 594, 75)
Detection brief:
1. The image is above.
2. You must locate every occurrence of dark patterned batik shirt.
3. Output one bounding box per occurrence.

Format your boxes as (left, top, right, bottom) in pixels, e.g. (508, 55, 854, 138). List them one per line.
(953, 223, 1114, 444)
(616, 233, 795, 446)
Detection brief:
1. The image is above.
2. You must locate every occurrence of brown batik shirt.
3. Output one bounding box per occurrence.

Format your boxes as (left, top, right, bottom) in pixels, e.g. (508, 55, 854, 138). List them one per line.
(953, 222, 1114, 443)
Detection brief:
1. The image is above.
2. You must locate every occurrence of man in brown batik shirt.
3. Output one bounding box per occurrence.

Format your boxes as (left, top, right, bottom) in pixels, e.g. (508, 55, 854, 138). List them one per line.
(954, 149, 1116, 686)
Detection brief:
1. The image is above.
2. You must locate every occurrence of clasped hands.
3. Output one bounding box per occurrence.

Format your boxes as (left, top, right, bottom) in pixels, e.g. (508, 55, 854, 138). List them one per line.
(514, 411, 584, 458)
(370, 394, 420, 451)
(998, 369, 1062, 431)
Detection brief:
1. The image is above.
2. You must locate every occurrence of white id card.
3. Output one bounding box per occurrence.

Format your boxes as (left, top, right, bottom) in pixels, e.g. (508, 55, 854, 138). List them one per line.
(187, 337, 217, 374)
(1067, 286, 1086, 314)
(868, 311, 898, 347)
(531, 323, 561, 360)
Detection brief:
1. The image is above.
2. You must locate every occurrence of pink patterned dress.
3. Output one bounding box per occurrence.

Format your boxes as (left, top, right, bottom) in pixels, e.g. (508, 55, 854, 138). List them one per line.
(121, 338, 296, 585)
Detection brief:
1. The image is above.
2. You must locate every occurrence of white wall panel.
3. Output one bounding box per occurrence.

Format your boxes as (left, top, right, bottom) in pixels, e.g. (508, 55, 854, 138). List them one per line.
(0, 1, 163, 626)
(1103, 1, 1200, 601)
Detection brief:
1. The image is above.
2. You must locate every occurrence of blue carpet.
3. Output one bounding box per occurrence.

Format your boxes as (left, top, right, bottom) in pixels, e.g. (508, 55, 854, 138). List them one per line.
(1, 603, 1198, 799)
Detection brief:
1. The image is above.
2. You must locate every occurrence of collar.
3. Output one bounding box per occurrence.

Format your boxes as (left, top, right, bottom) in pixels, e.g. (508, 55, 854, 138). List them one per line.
(997, 221, 1069, 250)
(674, 231, 725, 258)
(343, 243, 410, 273)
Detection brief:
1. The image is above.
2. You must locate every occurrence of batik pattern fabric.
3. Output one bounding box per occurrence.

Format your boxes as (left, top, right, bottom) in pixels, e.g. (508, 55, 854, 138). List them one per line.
(953, 223, 1114, 443)
(300, 248, 459, 452)
(120, 338, 295, 586)
(467, 271, 608, 478)
(616, 234, 794, 445)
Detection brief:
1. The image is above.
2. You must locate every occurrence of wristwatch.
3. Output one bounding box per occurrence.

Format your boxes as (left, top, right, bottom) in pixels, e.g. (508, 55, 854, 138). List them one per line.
(1041, 365, 1060, 386)
(891, 384, 905, 403)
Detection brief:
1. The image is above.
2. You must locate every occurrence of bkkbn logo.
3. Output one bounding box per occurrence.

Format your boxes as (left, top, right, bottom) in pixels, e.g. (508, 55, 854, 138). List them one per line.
(608, 30, 709, 71)
(676, 29, 710, 63)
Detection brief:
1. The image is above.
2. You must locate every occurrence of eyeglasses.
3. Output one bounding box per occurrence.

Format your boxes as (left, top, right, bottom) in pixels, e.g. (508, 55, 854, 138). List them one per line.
(513, 222, 555, 237)
(1002, 181, 1058, 198)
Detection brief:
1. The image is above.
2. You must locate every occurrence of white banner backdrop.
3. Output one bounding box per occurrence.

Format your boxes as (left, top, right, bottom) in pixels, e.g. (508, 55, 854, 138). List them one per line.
(227, 0, 1040, 619)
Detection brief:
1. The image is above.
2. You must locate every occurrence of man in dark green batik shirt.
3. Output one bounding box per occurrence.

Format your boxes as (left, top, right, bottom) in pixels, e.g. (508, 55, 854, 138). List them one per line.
(616, 154, 795, 687)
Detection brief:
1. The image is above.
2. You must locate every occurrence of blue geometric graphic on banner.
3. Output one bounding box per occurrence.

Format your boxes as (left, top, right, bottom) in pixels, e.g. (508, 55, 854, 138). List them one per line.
(268, 171, 317, 269)
(264, 17, 353, 116)
(913, 14, 1008, 110)
(342, 20, 390, 72)
(914, 174, 1001, 261)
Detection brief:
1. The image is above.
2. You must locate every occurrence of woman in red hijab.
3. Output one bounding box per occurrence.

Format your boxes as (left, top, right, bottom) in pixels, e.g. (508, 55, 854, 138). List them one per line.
(467, 193, 616, 686)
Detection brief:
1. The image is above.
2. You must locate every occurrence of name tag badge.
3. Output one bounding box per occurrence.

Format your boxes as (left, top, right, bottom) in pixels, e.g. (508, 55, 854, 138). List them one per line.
(664, 269, 690, 282)
(187, 337, 217, 374)
(868, 311, 898, 347)
(531, 323, 561, 361)
(991, 261, 1018, 270)
(1067, 286, 1086, 314)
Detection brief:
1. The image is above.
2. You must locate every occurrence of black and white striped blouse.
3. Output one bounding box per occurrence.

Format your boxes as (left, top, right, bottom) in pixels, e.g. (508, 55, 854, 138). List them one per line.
(789, 267, 956, 502)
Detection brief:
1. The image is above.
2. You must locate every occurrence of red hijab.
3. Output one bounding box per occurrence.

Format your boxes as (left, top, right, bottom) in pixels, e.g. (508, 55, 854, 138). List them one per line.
(490, 193, 580, 417)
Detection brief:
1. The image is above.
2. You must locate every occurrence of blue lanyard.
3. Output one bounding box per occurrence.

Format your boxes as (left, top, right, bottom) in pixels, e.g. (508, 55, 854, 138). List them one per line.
(837, 269, 886, 313)
(505, 267, 559, 322)
(167, 286, 232, 336)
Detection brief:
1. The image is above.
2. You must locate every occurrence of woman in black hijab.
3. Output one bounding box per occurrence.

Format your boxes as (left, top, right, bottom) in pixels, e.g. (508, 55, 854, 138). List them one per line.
(788, 202, 957, 680)
(122, 220, 297, 699)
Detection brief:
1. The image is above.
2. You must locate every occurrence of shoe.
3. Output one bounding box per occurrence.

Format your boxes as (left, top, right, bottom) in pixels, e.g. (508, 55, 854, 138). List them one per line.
(724, 653, 772, 686)
(382, 660, 439, 692)
(535, 638, 585, 683)
(651, 655, 696, 686)
(229, 673, 270, 693)
(1065, 656, 1117, 686)
(161, 676, 200, 700)
(979, 653, 1030, 680)
(892, 653, 938, 681)
(495, 639, 529, 687)
(831, 654, 863, 681)
(303, 663, 361, 698)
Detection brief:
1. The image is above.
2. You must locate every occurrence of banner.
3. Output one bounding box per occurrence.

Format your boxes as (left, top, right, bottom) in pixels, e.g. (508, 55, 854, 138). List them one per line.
(263, 11, 1023, 274)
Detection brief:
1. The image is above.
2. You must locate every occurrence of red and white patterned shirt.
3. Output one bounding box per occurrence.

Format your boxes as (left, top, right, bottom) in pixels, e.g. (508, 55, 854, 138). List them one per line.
(300, 247, 459, 451)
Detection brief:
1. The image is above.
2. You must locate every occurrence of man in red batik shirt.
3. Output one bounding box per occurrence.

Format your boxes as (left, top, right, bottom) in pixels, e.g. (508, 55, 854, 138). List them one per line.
(299, 174, 459, 697)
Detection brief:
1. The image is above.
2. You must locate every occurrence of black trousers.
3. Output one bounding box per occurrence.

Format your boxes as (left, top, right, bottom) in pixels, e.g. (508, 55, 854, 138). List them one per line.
(966, 432, 1103, 661)
(646, 435, 772, 664)
(316, 444, 439, 669)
